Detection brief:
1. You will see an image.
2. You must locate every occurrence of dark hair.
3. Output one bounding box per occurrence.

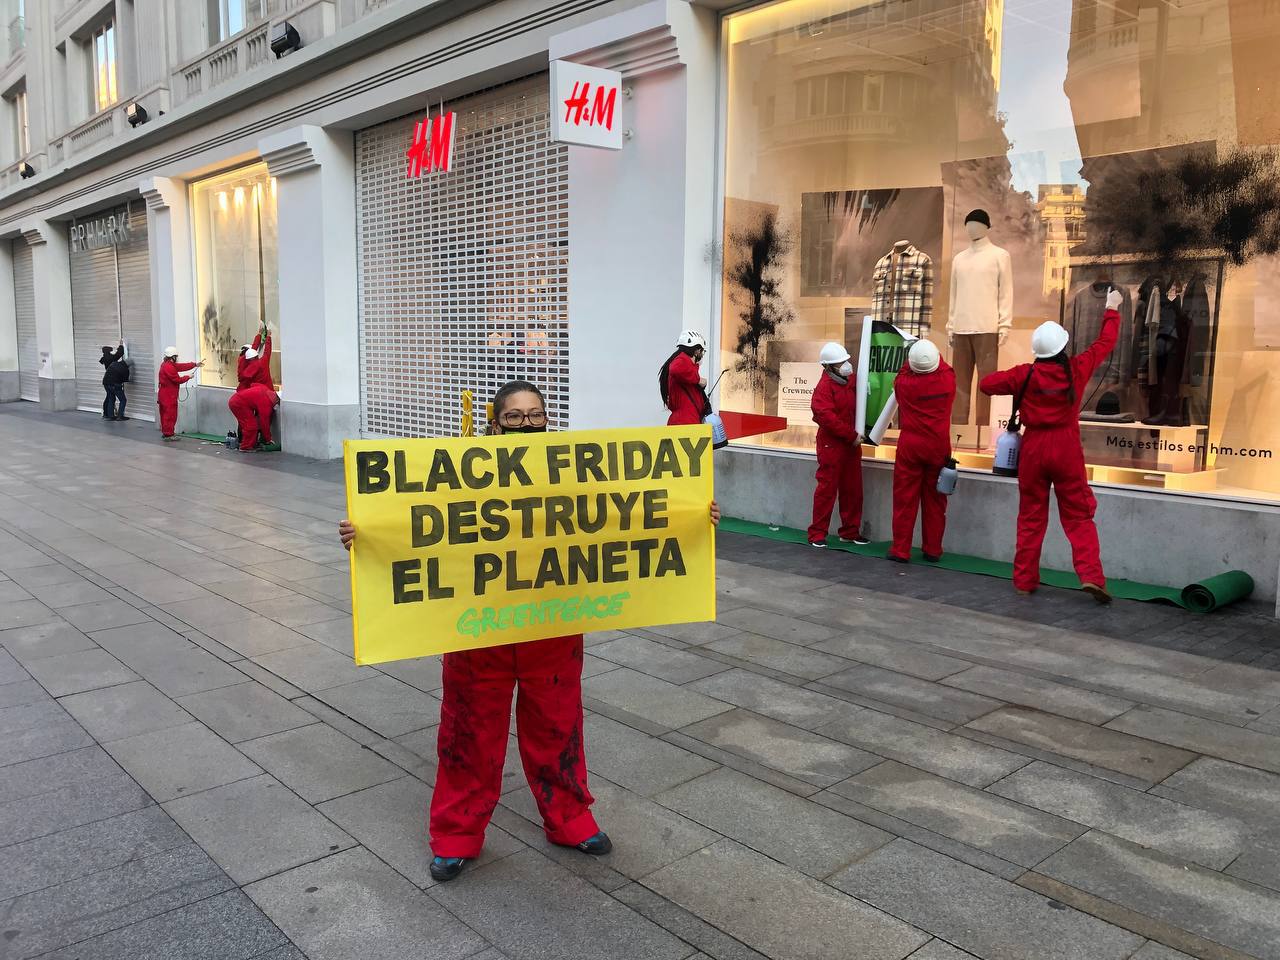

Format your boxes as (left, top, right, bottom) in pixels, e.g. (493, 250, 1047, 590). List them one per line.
(489, 380, 546, 433)
(1035, 352, 1077, 407)
(658, 345, 700, 407)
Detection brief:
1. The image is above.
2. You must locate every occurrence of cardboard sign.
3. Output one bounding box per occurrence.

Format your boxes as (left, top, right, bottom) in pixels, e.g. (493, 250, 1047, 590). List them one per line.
(343, 426, 716, 664)
(550, 60, 623, 149)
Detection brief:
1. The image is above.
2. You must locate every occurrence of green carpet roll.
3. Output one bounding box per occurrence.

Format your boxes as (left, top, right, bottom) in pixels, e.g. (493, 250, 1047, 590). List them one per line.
(1180, 571, 1255, 614)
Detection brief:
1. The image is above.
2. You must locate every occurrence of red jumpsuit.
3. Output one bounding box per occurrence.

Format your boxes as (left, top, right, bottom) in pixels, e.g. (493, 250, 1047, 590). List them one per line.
(890, 359, 956, 561)
(980, 309, 1120, 592)
(228, 382, 278, 450)
(237, 334, 273, 391)
(157, 360, 196, 437)
(666, 352, 705, 426)
(808, 371, 863, 543)
(430, 634, 598, 858)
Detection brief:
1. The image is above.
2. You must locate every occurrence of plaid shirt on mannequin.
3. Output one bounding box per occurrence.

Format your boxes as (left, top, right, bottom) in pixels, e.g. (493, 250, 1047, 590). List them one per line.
(872, 244, 934, 335)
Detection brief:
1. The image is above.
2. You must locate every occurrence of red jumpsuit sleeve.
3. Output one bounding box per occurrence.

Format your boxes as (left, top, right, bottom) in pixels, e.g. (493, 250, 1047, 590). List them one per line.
(176, 362, 198, 372)
(980, 363, 1031, 396)
(259, 335, 272, 369)
(669, 353, 699, 386)
(177, 374, 193, 384)
(811, 378, 856, 441)
(1072, 309, 1122, 382)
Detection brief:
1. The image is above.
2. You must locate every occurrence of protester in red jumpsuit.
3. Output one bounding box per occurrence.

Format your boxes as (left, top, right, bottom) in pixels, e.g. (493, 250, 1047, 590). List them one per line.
(339, 380, 721, 883)
(889, 340, 956, 563)
(156, 346, 201, 441)
(980, 288, 1122, 603)
(660, 330, 709, 426)
(229, 327, 278, 451)
(808, 341, 868, 546)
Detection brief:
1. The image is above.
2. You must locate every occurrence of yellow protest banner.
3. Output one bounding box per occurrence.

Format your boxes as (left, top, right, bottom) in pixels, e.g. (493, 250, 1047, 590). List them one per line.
(343, 426, 716, 664)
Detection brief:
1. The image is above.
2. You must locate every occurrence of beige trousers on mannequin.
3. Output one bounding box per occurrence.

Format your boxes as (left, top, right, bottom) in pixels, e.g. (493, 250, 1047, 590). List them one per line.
(951, 333, 999, 424)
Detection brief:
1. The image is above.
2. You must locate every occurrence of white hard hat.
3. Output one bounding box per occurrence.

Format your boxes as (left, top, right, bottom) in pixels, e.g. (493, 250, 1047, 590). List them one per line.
(819, 342, 851, 365)
(677, 330, 707, 350)
(1031, 321, 1070, 359)
(163, 346, 178, 359)
(908, 339, 940, 374)
(243, 347, 259, 360)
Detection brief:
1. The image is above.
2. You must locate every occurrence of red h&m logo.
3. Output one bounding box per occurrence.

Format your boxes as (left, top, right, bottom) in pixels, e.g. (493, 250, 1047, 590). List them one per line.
(406, 111, 456, 178)
(563, 82, 617, 131)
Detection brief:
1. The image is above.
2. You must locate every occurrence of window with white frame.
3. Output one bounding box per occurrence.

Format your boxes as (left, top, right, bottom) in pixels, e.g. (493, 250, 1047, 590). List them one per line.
(216, 0, 265, 42)
(91, 20, 117, 113)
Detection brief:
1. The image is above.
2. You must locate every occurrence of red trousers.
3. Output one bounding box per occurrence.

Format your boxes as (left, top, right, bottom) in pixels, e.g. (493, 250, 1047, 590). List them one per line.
(808, 440, 863, 542)
(157, 395, 178, 437)
(430, 634, 598, 858)
(890, 439, 948, 560)
(1015, 429, 1105, 592)
(228, 387, 275, 450)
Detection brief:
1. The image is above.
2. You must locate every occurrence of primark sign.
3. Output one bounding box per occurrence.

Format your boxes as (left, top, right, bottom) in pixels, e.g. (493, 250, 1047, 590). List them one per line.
(70, 207, 134, 252)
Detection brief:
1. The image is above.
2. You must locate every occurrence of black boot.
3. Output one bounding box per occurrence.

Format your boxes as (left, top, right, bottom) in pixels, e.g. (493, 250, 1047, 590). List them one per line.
(429, 857, 467, 882)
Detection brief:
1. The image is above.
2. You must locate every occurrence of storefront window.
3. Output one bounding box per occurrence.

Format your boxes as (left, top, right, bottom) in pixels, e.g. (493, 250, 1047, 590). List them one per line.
(192, 163, 280, 388)
(721, 0, 1280, 502)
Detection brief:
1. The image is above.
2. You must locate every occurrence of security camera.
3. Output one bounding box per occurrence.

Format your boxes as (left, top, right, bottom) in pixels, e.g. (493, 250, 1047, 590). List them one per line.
(271, 21, 301, 58)
(18, 162, 34, 179)
(126, 103, 148, 127)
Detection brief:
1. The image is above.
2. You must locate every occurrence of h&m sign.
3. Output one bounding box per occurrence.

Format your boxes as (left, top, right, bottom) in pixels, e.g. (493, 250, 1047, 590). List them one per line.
(550, 61, 623, 150)
(406, 111, 457, 179)
(70, 207, 134, 252)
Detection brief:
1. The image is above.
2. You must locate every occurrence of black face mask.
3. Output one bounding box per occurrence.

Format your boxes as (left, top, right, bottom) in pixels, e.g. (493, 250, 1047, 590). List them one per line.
(501, 424, 547, 434)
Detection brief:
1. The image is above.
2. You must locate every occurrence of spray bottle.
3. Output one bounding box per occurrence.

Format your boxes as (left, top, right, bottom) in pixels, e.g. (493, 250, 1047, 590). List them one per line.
(993, 427, 1022, 476)
(936, 458, 959, 495)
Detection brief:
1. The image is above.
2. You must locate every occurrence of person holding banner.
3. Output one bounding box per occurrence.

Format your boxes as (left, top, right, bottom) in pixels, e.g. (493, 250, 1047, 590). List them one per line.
(660, 331, 710, 426)
(339, 379, 722, 883)
(980, 288, 1122, 603)
(888, 340, 956, 563)
(808, 342, 869, 547)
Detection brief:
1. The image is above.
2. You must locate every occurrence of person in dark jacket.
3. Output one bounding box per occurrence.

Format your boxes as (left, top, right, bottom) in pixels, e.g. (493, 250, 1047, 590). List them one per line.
(99, 340, 130, 421)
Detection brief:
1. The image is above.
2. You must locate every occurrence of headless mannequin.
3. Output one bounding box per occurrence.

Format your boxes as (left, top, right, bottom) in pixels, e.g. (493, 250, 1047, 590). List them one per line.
(948, 217, 1013, 426)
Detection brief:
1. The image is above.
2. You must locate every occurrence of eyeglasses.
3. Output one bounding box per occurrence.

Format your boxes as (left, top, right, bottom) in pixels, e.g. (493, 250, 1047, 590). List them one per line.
(499, 410, 548, 427)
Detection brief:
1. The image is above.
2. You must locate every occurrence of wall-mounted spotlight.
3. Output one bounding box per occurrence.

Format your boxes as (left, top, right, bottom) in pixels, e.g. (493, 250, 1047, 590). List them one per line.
(271, 21, 301, 59)
(126, 102, 149, 127)
(18, 161, 35, 179)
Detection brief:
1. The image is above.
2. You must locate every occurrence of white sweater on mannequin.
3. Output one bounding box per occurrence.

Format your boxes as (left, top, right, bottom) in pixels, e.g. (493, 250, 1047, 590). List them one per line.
(947, 236, 1013, 338)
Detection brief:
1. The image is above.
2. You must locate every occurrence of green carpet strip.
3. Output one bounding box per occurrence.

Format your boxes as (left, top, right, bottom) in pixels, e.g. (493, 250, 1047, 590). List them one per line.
(718, 516, 1253, 613)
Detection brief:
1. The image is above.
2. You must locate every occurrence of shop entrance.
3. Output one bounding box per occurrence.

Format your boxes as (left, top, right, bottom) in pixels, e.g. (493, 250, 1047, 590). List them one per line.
(69, 202, 154, 420)
(13, 238, 36, 402)
(354, 74, 570, 439)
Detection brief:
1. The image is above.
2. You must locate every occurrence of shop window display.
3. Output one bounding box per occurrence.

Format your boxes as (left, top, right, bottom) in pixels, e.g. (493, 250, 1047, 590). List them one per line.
(192, 163, 281, 389)
(720, 0, 1280, 502)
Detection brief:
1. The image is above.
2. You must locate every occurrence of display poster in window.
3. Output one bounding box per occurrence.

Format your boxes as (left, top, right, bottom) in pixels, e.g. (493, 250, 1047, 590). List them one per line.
(777, 362, 819, 425)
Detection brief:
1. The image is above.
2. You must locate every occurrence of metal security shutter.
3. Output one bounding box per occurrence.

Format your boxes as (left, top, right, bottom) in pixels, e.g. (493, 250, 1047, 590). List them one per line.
(356, 74, 569, 438)
(70, 241, 119, 414)
(13, 240, 37, 401)
(117, 210, 154, 420)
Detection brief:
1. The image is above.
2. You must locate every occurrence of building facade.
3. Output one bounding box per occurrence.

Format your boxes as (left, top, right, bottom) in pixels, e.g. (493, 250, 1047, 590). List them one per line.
(1, 0, 1279, 605)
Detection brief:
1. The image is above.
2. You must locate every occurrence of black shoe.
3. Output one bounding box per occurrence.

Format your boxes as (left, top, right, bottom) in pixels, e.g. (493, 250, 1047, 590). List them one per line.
(102, 415, 112, 420)
(574, 832, 613, 856)
(841, 535, 872, 546)
(114, 416, 130, 421)
(887, 553, 909, 564)
(429, 856, 467, 881)
(923, 553, 941, 563)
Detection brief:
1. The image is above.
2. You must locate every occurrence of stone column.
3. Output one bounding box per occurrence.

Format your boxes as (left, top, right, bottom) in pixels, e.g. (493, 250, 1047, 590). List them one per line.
(141, 176, 198, 433)
(260, 125, 360, 460)
(21, 221, 76, 410)
(0, 240, 17, 402)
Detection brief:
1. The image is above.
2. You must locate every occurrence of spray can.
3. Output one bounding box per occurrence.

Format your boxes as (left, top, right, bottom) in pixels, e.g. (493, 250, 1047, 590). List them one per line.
(993, 428, 1022, 477)
(936, 458, 959, 495)
(704, 412, 729, 450)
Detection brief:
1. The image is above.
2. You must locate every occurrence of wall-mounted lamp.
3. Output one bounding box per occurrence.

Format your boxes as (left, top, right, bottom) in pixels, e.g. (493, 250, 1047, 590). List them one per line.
(18, 162, 34, 179)
(126, 102, 149, 127)
(271, 21, 301, 59)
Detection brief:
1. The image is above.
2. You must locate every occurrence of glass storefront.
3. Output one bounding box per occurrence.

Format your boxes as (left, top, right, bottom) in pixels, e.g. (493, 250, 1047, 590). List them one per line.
(720, 0, 1280, 502)
(192, 163, 281, 388)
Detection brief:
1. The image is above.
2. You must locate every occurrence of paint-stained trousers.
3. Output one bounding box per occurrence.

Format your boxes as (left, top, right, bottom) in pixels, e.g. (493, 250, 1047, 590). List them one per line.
(1014, 428, 1106, 592)
(429, 634, 599, 858)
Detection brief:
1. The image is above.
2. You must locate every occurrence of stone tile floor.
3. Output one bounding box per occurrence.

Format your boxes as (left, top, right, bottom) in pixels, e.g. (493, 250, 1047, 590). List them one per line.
(2, 406, 1280, 960)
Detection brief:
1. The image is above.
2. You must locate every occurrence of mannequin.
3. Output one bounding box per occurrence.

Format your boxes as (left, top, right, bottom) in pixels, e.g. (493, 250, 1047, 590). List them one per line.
(872, 239, 934, 336)
(947, 209, 1013, 425)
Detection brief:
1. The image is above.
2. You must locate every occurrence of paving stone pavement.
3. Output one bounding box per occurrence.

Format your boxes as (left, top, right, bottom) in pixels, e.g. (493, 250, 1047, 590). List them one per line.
(3, 407, 1280, 960)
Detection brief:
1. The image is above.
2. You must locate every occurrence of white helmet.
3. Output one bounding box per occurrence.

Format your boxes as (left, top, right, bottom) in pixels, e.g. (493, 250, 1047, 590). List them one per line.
(677, 330, 707, 350)
(908, 339, 940, 374)
(243, 347, 259, 360)
(1031, 321, 1069, 359)
(163, 346, 179, 359)
(819, 342, 851, 365)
